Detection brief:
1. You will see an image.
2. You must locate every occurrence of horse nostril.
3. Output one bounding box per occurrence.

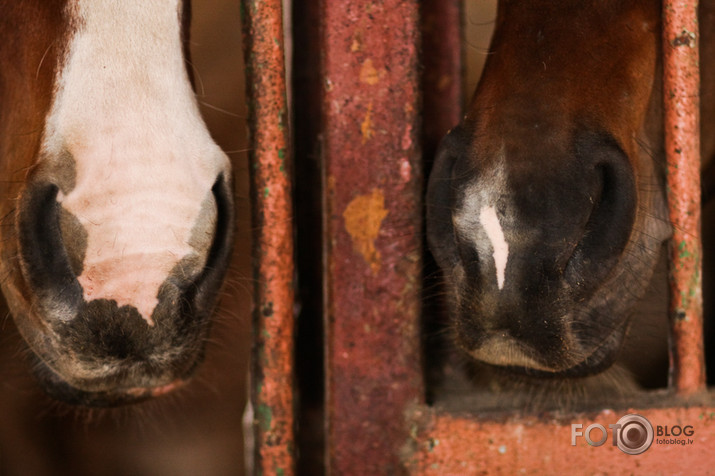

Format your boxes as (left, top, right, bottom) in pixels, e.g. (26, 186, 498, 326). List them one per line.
(17, 182, 84, 317)
(16, 170, 235, 326)
(13, 173, 235, 403)
(181, 173, 235, 316)
(585, 165, 615, 237)
(564, 148, 637, 290)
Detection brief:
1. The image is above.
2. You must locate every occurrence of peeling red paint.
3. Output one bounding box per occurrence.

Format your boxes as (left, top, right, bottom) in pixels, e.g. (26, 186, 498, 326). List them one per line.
(663, 0, 706, 394)
(359, 58, 382, 85)
(321, 0, 423, 473)
(241, 0, 296, 474)
(342, 188, 389, 274)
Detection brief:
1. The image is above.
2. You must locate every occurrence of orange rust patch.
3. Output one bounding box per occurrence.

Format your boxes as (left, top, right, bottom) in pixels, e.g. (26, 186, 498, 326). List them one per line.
(359, 58, 380, 85)
(361, 102, 374, 143)
(342, 189, 388, 273)
(351, 31, 362, 52)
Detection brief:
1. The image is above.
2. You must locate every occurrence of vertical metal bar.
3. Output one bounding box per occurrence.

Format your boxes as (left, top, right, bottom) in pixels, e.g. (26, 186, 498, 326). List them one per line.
(663, 0, 706, 393)
(421, 0, 463, 161)
(241, 0, 296, 474)
(320, 0, 424, 473)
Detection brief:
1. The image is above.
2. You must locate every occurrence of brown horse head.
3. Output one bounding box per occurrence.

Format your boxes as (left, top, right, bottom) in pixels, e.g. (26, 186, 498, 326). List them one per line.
(427, 1, 673, 378)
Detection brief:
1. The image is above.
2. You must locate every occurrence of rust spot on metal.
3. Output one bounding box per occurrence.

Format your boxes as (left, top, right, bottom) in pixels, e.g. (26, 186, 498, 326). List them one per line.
(359, 58, 381, 85)
(662, 0, 706, 394)
(360, 101, 374, 143)
(436, 74, 453, 92)
(672, 29, 697, 47)
(351, 32, 362, 52)
(342, 188, 388, 274)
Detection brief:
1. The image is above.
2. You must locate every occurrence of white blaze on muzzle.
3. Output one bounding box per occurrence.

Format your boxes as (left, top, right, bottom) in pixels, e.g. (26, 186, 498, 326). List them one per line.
(40, 0, 230, 325)
(453, 156, 512, 291)
(479, 205, 509, 290)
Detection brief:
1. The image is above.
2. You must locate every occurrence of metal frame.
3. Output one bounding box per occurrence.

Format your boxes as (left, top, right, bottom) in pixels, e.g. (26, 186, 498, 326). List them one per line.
(663, 0, 707, 393)
(242, 0, 713, 474)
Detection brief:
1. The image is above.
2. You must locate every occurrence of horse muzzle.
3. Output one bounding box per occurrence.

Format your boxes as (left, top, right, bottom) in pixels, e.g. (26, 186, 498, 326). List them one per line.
(4, 168, 234, 406)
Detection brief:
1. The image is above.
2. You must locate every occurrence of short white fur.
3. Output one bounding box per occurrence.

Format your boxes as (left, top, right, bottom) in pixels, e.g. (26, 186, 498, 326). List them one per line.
(453, 154, 511, 291)
(479, 205, 509, 290)
(41, 0, 230, 324)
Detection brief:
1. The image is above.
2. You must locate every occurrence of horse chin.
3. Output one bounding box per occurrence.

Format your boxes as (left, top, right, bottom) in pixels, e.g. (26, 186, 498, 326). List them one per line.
(3, 282, 203, 407)
(462, 320, 627, 380)
(30, 356, 190, 407)
(24, 332, 201, 407)
(489, 340, 624, 380)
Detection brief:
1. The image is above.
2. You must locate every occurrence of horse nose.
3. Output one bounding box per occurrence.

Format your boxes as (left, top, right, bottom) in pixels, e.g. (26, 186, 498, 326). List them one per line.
(453, 132, 637, 298)
(12, 168, 234, 400)
(17, 172, 234, 324)
(440, 132, 642, 373)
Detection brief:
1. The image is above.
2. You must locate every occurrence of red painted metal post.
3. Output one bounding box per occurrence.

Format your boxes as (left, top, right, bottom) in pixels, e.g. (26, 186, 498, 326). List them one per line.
(320, 0, 424, 473)
(663, 0, 706, 393)
(421, 0, 463, 160)
(241, 1, 296, 474)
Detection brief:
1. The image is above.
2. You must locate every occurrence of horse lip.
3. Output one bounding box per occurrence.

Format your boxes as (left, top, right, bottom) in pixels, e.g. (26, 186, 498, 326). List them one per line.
(35, 352, 194, 405)
(14, 309, 196, 406)
(31, 355, 191, 407)
(465, 321, 626, 377)
(5, 275, 204, 406)
(125, 379, 187, 398)
(468, 341, 618, 378)
(466, 334, 561, 373)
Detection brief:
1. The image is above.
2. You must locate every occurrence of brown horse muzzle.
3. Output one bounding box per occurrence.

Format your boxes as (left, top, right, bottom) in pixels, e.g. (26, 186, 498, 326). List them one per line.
(427, 124, 669, 377)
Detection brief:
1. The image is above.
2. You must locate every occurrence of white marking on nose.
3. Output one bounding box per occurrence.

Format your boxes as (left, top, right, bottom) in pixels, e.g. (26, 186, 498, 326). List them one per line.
(479, 205, 509, 290)
(41, 0, 229, 325)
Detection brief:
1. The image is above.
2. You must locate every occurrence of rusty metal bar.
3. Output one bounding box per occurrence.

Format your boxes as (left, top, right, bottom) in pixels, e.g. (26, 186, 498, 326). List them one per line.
(241, 0, 296, 474)
(663, 0, 706, 394)
(405, 406, 715, 474)
(320, 0, 424, 473)
(421, 0, 463, 162)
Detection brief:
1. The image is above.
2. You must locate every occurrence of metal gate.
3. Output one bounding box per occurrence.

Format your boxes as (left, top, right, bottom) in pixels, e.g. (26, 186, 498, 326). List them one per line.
(242, 0, 715, 473)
